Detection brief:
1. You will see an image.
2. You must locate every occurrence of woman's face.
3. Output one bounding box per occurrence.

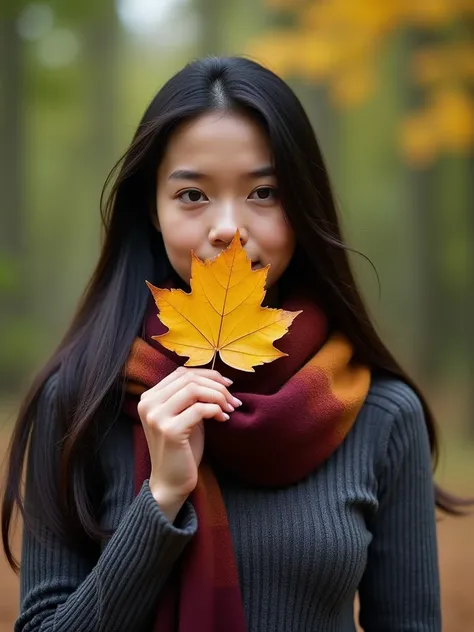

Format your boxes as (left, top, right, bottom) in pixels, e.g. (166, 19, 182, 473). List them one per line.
(155, 111, 295, 290)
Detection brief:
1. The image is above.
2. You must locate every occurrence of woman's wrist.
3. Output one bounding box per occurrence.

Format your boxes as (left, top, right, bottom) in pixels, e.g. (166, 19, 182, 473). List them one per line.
(149, 483, 188, 524)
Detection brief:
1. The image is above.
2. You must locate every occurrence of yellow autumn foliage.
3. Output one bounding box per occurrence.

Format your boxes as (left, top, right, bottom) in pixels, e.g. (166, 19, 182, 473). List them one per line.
(401, 113, 439, 167)
(407, 0, 455, 26)
(431, 90, 474, 150)
(331, 64, 375, 107)
(248, 0, 474, 164)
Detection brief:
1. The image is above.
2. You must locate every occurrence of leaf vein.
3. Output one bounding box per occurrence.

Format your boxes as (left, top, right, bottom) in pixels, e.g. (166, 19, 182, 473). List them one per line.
(220, 315, 292, 348)
(161, 295, 214, 349)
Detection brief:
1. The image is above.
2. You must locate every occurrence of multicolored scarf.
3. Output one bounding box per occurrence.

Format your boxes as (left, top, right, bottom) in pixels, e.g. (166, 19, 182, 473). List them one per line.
(123, 290, 371, 632)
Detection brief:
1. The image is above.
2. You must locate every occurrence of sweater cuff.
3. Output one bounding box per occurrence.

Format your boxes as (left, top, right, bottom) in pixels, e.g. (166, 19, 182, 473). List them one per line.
(140, 479, 197, 535)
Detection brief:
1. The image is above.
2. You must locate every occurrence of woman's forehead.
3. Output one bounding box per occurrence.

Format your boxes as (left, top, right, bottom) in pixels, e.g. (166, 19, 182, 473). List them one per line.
(159, 112, 273, 176)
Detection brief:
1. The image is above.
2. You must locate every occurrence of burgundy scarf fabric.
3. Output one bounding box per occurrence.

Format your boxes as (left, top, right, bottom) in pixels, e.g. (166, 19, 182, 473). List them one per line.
(123, 291, 371, 631)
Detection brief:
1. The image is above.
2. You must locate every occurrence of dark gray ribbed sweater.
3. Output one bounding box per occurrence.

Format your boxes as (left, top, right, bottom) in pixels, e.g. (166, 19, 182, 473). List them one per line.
(17, 377, 441, 631)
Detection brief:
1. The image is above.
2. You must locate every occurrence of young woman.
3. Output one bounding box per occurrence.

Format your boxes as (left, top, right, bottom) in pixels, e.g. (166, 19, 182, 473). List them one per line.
(2, 56, 465, 632)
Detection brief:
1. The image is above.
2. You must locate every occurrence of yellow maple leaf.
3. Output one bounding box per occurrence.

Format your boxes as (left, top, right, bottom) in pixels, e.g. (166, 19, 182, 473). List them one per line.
(146, 233, 301, 372)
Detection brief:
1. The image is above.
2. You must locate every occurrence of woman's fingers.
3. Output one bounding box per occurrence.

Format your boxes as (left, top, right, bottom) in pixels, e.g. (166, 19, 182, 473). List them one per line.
(141, 370, 241, 411)
(174, 402, 230, 431)
(159, 383, 234, 420)
(139, 366, 187, 398)
(163, 374, 240, 410)
(141, 366, 232, 398)
(183, 367, 233, 386)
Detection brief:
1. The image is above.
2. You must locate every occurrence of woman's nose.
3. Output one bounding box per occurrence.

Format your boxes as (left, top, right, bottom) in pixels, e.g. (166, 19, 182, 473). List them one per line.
(208, 210, 248, 247)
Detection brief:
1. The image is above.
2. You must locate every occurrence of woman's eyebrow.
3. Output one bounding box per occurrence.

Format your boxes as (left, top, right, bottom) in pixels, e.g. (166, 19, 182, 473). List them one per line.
(168, 169, 206, 181)
(248, 166, 275, 178)
(167, 166, 276, 181)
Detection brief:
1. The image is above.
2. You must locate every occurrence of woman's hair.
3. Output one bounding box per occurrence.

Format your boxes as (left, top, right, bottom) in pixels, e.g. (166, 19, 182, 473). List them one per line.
(2, 56, 469, 571)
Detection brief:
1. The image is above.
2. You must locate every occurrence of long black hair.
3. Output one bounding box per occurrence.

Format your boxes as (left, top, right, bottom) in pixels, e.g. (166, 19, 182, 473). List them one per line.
(2, 56, 469, 571)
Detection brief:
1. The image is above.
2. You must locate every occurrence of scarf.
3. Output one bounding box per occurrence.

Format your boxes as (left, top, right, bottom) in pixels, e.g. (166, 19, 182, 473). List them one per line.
(123, 289, 371, 632)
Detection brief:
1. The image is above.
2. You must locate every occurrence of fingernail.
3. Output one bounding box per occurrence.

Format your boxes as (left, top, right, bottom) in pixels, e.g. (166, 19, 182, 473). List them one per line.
(222, 413, 230, 421)
(223, 377, 233, 385)
(232, 397, 243, 407)
(226, 404, 235, 412)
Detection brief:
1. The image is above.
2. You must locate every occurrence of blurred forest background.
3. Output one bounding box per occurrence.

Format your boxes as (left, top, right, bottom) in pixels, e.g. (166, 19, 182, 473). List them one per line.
(1, 0, 473, 630)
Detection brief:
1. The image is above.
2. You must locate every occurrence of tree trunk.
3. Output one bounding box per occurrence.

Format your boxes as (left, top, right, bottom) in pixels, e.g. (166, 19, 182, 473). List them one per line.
(0, 15, 28, 390)
(196, 0, 222, 57)
(463, 22, 474, 436)
(467, 151, 474, 436)
(83, 2, 120, 186)
(405, 29, 445, 387)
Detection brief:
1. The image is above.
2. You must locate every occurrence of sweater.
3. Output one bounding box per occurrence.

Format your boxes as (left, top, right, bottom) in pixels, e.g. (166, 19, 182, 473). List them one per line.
(16, 376, 441, 632)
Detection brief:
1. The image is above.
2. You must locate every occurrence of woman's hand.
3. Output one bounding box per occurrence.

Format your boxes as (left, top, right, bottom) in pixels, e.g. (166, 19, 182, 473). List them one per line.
(137, 366, 242, 522)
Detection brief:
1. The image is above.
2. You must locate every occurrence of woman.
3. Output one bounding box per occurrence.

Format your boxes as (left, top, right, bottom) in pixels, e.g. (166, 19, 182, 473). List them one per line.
(2, 56, 462, 631)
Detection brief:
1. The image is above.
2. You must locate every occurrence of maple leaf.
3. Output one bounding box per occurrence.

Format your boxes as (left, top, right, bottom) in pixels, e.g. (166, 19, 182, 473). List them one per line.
(146, 232, 301, 372)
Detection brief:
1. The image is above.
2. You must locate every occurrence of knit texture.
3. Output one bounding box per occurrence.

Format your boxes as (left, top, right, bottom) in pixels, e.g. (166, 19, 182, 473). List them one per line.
(17, 376, 441, 632)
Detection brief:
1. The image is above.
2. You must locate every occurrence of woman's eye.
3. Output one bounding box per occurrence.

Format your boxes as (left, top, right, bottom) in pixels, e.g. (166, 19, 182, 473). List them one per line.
(179, 189, 207, 203)
(249, 187, 278, 201)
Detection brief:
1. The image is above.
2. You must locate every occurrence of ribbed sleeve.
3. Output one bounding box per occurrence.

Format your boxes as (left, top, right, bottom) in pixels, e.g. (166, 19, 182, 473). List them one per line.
(16, 379, 197, 632)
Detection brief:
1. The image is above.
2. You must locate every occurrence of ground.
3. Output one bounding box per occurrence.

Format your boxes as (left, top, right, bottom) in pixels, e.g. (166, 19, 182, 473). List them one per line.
(1, 433, 473, 630)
